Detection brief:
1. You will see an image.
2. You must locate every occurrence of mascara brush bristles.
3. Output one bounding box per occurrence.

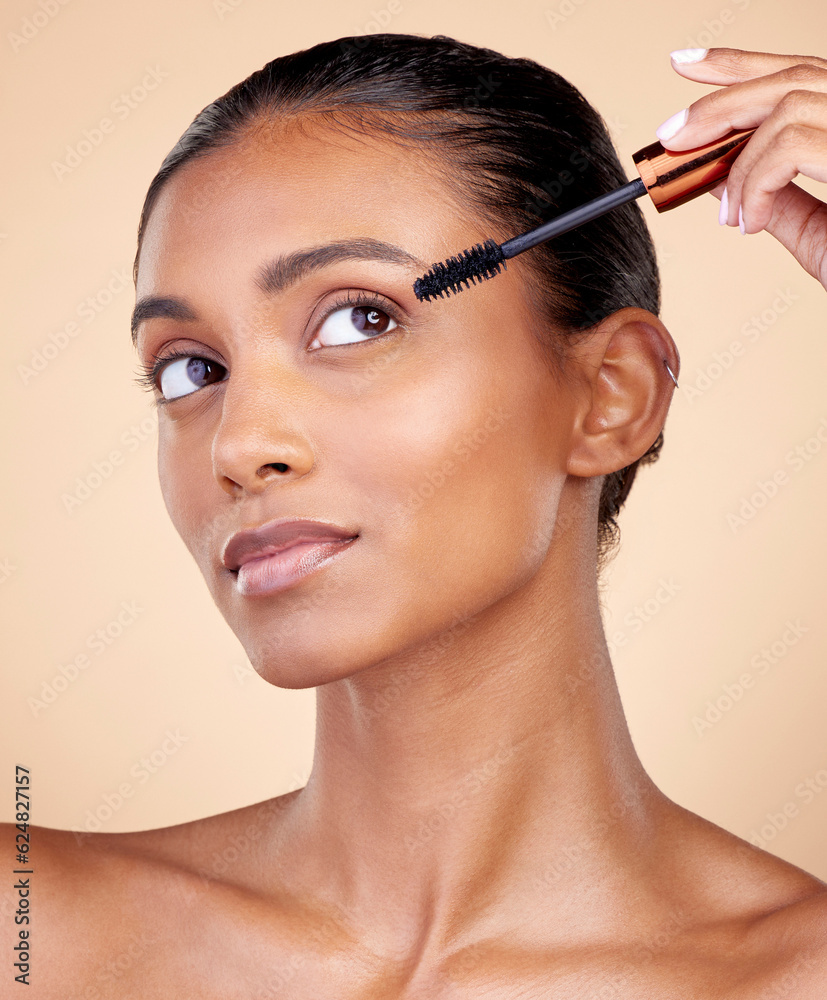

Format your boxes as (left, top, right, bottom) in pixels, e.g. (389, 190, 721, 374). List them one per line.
(413, 178, 649, 303)
(413, 239, 506, 302)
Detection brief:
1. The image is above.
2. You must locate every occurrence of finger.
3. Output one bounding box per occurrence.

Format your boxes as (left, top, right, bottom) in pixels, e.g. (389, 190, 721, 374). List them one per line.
(722, 91, 827, 227)
(747, 181, 826, 285)
(708, 179, 727, 202)
(655, 62, 827, 150)
(668, 47, 827, 87)
(742, 129, 827, 231)
(707, 175, 826, 285)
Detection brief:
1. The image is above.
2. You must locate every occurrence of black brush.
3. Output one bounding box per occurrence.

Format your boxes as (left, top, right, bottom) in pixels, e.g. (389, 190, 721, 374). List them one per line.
(413, 128, 755, 303)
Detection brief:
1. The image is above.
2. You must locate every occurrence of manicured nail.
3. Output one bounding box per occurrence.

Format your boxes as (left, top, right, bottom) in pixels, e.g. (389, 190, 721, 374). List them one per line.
(738, 205, 745, 234)
(718, 186, 729, 226)
(655, 107, 688, 142)
(670, 48, 708, 64)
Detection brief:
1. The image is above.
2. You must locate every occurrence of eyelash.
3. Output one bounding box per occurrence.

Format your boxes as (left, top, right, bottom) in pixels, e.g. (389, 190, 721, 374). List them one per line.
(132, 290, 404, 400)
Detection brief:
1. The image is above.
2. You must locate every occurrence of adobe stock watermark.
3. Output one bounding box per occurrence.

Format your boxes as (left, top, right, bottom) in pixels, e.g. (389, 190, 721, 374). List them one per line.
(544, 0, 588, 30)
(52, 65, 170, 182)
(213, 0, 247, 19)
(338, 2, 404, 53)
(345, 333, 407, 391)
(532, 774, 652, 889)
(404, 738, 519, 852)
(178, 158, 246, 227)
(192, 770, 308, 889)
(28, 601, 145, 716)
(602, 577, 681, 661)
(361, 608, 480, 723)
(760, 952, 822, 1000)
(253, 955, 312, 1000)
(0, 558, 17, 586)
(691, 618, 808, 736)
(80, 929, 161, 1000)
(747, 763, 827, 851)
(17, 268, 132, 386)
(591, 908, 695, 996)
(461, 72, 500, 110)
(231, 659, 258, 685)
(727, 416, 827, 533)
(62, 410, 159, 514)
(71, 730, 190, 843)
(357, 0, 403, 36)
(524, 148, 592, 221)
(448, 905, 694, 987)
(8, 0, 72, 52)
(681, 287, 799, 404)
(565, 576, 682, 696)
(681, 0, 750, 52)
(248, 891, 360, 1000)
(405, 405, 512, 511)
(559, 574, 682, 696)
(251, 606, 483, 725)
(248, 557, 450, 696)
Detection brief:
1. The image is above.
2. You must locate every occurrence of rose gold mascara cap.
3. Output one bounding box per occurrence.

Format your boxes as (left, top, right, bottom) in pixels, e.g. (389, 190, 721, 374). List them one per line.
(633, 127, 757, 211)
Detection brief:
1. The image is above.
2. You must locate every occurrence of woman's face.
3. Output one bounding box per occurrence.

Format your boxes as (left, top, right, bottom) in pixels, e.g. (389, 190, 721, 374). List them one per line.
(134, 120, 582, 687)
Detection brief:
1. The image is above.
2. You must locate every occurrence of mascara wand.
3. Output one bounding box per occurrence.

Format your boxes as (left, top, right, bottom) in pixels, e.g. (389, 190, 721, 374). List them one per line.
(413, 128, 756, 302)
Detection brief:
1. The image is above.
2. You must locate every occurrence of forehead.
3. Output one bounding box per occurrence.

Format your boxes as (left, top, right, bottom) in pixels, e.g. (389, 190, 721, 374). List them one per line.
(136, 120, 477, 292)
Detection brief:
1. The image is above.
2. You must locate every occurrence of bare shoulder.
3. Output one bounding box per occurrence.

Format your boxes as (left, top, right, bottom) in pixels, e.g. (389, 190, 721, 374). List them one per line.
(750, 886, 827, 993)
(0, 819, 111, 995)
(84, 786, 303, 881)
(11, 786, 302, 884)
(0, 792, 303, 997)
(661, 804, 827, 994)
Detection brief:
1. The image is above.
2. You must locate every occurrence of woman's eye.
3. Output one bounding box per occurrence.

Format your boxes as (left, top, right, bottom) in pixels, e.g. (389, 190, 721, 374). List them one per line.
(312, 304, 397, 348)
(150, 301, 397, 400)
(159, 357, 227, 400)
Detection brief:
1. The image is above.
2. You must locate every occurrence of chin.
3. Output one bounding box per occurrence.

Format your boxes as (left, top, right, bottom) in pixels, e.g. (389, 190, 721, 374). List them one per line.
(249, 649, 359, 690)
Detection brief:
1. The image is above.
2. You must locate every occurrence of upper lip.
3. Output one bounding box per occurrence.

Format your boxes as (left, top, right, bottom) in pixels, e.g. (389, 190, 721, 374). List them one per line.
(221, 518, 359, 572)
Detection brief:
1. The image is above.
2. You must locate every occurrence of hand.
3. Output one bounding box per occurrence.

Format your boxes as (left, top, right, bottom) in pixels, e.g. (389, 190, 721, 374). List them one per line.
(654, 47, 827, 290)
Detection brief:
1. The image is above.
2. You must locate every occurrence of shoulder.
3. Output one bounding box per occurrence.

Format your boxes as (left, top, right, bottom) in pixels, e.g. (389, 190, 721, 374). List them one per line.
(750, 887, 827, 993)
(651, 804, 827, 993)
(0, 793, 301, 995)
(9, 787, 301, 886)
(0, 820, 115, 994)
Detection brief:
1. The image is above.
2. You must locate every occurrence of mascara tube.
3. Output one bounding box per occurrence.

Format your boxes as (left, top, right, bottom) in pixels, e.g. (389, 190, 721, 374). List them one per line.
(632, 127, 756, 211)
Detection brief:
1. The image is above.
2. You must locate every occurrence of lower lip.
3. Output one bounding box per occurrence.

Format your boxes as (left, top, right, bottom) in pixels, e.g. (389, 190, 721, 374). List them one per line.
(233, 537, 358, 597)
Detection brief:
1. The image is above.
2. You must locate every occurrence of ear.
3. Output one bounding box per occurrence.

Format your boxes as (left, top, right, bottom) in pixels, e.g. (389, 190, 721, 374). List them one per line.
(565, 308, 680, 478)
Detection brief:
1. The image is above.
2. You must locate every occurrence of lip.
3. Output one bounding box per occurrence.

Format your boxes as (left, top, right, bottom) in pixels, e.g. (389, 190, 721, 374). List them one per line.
(231, 537, 358, 597)
(222, 517, 359, 573)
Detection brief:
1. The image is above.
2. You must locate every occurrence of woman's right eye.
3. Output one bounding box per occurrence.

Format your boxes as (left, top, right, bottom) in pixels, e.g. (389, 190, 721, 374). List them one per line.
(159, 356, 228, 400)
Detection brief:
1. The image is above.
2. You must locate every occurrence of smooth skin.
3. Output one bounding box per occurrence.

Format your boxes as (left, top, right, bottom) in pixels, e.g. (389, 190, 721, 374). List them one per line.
(5, 46, 827, 999)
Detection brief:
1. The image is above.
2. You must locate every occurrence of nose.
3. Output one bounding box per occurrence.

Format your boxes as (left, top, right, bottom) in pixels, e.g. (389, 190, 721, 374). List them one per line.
(211, 365, 316, 497)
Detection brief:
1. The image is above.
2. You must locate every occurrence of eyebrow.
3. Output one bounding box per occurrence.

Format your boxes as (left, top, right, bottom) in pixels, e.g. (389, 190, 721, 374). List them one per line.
(131, 237, 425, 346)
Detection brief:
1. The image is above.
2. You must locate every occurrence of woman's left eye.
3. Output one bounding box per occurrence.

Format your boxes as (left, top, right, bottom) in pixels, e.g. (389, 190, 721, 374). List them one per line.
(310, 301, 398, 349)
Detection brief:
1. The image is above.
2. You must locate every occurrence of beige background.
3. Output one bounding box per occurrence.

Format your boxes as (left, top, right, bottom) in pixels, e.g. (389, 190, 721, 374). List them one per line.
(2, 0, 826, 881)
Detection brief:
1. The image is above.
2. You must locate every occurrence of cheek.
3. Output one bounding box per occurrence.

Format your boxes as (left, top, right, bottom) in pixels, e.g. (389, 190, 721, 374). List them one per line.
(339, 348, 568, 619)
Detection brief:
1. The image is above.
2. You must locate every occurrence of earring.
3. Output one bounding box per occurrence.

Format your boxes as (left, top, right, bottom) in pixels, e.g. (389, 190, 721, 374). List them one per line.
(663, 359, 679, 388)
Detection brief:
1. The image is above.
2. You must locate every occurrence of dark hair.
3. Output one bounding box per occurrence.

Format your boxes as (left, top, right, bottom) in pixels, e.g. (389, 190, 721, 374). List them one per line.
(133, 33, 663, 574)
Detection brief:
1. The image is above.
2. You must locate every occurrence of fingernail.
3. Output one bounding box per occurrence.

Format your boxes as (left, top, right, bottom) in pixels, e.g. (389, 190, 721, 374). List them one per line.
(738, 205, 746, 234)
(718, 187, 729, 226)
(670, 48, 708, 64)
(655, 107, 688, 142)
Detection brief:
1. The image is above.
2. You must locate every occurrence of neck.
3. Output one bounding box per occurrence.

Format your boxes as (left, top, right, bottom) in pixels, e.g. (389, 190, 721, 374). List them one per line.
(271, 484, 671, 960)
